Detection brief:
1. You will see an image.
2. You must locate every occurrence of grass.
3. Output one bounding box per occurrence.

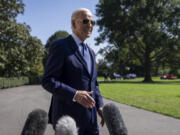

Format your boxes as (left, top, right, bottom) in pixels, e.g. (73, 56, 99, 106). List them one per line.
(98, 77, 180, 119)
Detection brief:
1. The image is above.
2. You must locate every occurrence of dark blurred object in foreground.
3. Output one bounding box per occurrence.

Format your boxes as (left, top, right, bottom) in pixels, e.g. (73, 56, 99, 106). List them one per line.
(21, 109, 48, 135)
(103, 103, 128, 135)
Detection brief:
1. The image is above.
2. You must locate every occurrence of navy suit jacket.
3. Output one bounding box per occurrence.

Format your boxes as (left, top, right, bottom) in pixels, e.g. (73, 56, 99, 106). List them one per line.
(42, 35, 103, 128)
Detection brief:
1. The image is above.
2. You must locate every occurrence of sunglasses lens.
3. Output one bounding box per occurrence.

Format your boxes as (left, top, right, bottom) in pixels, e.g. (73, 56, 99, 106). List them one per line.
(82, 19, 95, 26)
(91, 20, 95, 26)
(83, 19, 89, 24)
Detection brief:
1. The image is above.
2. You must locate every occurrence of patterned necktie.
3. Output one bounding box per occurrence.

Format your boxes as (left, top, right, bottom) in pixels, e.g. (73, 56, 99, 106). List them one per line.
(80, 42, 91, 74)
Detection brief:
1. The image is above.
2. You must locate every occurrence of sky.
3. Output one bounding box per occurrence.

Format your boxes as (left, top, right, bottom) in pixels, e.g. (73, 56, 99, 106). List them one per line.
(17, 0, 107, 59)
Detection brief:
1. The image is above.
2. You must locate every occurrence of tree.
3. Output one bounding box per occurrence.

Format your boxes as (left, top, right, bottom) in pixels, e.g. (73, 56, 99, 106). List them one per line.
(43, 30, 69, 66)
(0, 0, 44, 77)
(96, 0, 180, 82)
(98, 44, 143, 76)
(164, 40, 180, 76)
(0, 21, 44, 77)
(25, 36, 44, 76)
(97, 59, 109, 76)
(0, 0, 24, 21)
(45, 30, 69, 51)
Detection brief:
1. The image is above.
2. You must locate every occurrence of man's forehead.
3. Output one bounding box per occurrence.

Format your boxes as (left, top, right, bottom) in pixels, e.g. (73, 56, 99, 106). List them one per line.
(79, 10, 93, 16)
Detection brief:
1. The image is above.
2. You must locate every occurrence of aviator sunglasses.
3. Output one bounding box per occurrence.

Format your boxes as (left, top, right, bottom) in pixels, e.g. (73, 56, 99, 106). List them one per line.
(82, 19, 95, 26)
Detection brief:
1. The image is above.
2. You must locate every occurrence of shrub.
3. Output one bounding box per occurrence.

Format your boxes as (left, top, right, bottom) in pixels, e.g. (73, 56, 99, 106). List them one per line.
(0, 76, 42, 89)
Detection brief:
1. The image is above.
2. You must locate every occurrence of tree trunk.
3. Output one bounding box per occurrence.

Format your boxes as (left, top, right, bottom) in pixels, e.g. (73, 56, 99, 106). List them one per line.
(143, 49, 153, 82)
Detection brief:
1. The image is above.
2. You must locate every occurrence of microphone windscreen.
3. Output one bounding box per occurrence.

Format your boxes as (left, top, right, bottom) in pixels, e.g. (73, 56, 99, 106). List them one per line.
(55, 115, 78, 135)
(103, 103, 128, 135)
(21, 109, 48, 135)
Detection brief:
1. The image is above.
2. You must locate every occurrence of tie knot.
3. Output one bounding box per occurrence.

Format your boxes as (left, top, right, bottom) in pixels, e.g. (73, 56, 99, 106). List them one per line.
(80, 42, 87, 50)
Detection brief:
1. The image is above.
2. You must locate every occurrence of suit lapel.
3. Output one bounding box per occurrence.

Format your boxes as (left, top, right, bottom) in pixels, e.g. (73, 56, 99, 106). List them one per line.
(67, 35, 91, 77)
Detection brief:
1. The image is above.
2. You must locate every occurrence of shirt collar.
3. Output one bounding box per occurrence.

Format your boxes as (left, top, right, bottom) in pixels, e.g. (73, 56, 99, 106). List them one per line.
(71, 33, 84, 47)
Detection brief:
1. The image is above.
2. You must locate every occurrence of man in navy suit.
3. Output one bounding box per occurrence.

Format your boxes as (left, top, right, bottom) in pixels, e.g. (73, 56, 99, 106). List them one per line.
(42, 8, 104, 135)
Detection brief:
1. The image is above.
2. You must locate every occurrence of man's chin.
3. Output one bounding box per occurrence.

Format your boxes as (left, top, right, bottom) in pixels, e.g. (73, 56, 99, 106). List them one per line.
(86, 33, 91, 38)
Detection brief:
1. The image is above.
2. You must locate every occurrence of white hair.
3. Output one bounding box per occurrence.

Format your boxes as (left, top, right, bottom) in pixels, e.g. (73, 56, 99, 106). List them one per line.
(55, 115, 78, 135)
(71, 8, 93, 21)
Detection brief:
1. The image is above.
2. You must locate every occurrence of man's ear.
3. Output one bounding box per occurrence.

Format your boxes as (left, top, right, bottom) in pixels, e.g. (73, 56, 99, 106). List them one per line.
(72, 20, 76, 29)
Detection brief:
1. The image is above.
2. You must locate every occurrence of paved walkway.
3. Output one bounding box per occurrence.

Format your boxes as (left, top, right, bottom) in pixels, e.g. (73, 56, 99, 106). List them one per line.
(0, 85, 180, 135)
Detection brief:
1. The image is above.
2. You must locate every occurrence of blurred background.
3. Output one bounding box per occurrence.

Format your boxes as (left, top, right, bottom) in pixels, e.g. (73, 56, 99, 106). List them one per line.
(0, 0, 180, 88)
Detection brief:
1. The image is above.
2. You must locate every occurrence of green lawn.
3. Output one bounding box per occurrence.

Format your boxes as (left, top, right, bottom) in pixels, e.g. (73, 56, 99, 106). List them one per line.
(99, 77, 180, 118)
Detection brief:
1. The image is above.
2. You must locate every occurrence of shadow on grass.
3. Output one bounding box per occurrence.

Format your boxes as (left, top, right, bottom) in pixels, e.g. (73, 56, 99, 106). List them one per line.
(98, 80, 180, 85)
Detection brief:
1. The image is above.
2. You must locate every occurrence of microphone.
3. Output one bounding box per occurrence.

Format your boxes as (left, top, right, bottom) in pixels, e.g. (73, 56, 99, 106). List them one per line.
(103, 103, 128, 135)
(55, 115, 78, 135)
(21, 109, 48, 135)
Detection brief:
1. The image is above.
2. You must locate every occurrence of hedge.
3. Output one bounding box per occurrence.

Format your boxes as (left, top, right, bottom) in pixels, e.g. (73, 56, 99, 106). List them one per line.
(0, 76, 42, 89)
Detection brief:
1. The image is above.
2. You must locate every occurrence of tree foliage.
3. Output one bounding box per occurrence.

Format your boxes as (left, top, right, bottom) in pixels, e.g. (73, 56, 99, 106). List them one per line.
(43, 30, 69, 66)
(0, 0, 24, 21)
(45, 30, 69, 51)
(96, 0, 180, 82)
(97, 43, 143, 77)
(0, 0, 44, 77)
